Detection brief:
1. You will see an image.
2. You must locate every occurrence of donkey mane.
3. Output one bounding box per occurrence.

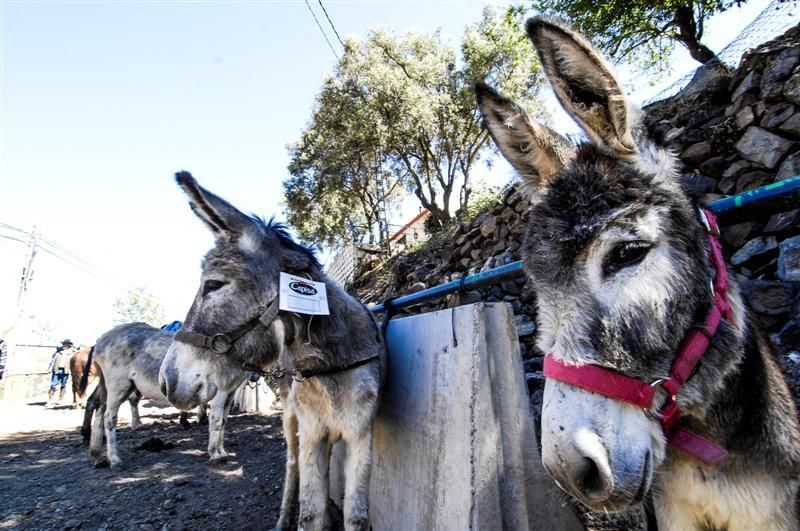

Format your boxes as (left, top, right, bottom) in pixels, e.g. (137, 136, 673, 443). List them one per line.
(253, 216, 322, 270)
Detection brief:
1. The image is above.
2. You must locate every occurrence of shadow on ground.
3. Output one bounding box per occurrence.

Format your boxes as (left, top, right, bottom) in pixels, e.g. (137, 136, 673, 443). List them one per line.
(0, 409, 289, 531)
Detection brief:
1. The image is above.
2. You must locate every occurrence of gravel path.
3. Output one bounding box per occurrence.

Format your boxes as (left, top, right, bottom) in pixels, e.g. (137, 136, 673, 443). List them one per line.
(0, 400, 288, 530)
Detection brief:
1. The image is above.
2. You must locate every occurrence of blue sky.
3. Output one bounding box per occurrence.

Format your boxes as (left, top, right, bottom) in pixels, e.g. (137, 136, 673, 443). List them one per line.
(0, 0, 776, 345)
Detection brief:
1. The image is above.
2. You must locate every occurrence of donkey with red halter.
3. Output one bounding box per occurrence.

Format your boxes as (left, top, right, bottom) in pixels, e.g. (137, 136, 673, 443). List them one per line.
(477, 17, 800, 530)
(159, 172, 385, 531)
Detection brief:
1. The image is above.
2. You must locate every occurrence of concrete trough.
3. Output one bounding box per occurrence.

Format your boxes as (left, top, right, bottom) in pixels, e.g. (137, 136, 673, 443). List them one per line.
(332, 302, 581, 530)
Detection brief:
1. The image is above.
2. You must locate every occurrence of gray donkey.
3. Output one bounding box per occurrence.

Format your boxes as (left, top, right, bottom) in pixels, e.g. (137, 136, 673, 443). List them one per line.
(159, 172, 385, 531)
(477, 17, 800, 531)
(84, 322, 235, 468)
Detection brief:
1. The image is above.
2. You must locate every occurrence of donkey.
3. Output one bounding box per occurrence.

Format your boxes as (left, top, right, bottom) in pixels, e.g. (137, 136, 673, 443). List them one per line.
(477, 17, 800, 531)
(159, 171, 385, 531)
(83, 322, 229, 468)
(81, 382, 206, 444)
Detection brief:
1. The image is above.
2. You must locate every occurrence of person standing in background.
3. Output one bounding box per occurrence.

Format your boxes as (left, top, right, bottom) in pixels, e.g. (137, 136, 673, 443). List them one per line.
(46, 339, 75, 407)
(0, 339, 7, 381)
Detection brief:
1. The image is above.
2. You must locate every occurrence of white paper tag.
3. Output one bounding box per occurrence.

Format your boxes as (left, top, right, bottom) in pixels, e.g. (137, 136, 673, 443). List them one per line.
(279, 272, 330, 315)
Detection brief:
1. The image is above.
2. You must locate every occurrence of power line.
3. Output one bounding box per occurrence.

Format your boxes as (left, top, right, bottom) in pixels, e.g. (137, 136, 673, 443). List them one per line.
(317, 0, 344, 47)
(36, 241, 167, 305)
(0, 232, 28, 245)
(0, 221, 164, 305)
(303, 0, 339, 60)
(37, 234, 122, 280)
(0, 222, 28, 235)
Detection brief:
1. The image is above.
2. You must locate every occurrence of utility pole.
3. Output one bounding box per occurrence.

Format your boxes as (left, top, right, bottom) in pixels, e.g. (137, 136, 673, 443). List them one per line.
(16, 227, 37, 308)
(377, 174, 391, 255)
(3, 227, 37, 338)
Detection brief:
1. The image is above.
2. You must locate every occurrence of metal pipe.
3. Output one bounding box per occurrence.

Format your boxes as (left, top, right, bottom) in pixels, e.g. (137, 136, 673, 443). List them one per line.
(707, 175, 800, 224)
(369, 176, 800, 313)
(370, 261, 524, 313)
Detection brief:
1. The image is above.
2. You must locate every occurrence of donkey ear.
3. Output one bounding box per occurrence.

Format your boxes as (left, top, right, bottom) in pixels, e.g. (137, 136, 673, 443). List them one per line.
(476, 82, 574, 199)
(175, 171, 255, 239)
(526, 17, 636, 157)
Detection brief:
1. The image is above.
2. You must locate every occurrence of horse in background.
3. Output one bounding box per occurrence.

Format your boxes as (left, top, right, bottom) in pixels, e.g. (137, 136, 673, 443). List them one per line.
(70, 345, 97, 408)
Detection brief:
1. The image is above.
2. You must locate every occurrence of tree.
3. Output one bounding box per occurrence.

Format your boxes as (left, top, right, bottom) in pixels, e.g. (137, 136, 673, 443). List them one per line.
(531, 0, 746, 69)
(285, 6, 545, 247)
(112, 288, 166, 327)
(285, 77, 402, 246)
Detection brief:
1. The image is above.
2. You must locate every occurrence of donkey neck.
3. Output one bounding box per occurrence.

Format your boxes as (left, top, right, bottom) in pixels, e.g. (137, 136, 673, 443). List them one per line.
(277, 276, 359, 371)
(679, 288, 800, 475)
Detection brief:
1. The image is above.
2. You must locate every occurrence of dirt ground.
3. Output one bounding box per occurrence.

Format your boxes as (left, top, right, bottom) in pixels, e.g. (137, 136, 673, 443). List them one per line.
(0, 399, 289, 531)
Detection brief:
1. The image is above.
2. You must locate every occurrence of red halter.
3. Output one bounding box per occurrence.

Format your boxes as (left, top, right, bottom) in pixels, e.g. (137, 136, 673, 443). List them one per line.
(543, 209, 731, 467)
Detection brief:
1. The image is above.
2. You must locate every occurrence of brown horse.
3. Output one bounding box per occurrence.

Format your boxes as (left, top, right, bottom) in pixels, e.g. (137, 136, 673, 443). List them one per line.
(70, 345, 97, 408)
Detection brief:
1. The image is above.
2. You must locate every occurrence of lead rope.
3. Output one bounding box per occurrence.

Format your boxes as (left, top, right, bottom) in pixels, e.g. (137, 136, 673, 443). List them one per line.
(304, 314, 313, 345)
(382, 297, 397, 348)
(300, 272, 315, 345)
(451, 275, 470, 347)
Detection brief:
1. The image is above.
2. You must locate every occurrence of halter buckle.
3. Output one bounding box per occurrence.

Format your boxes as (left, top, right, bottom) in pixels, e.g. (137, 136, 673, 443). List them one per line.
(644, 378, 677, 422)
(698, 209, 719, 237)
(210, 334, 233, 354)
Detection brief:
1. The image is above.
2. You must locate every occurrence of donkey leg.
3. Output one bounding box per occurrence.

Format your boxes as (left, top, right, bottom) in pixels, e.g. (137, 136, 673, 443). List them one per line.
(342, 431, 373, 531)
(206, 391, 230, 462)
(197, 403, 208, 425)
(89, 405, 106, 459)
(215, 392, 235, 458)
(297, 422, 330, 531)
(88, 380, 107, 459)
(103, 385, 131, 469)
(128, 390, 142, 430)
(276, 403, 299, 530)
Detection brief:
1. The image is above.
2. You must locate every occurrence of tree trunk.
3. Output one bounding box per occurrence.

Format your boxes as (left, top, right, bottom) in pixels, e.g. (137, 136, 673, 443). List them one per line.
(424, 203, 449, 230)
(674, 5, 716, 64)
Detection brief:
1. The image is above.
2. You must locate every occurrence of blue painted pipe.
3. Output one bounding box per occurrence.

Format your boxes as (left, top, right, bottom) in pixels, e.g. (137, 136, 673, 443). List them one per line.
(369, 176, 800, 313)
(370, 261, 524, 313)
(707, 174, 800, 222)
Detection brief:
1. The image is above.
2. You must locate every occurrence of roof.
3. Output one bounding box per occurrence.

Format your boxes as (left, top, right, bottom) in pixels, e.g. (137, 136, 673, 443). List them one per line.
(388, 209, 430, 242)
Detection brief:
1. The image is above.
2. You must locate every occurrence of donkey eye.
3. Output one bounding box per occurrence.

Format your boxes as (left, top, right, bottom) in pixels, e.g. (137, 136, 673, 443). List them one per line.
(604, 241, 652, 276)
(202, 279, 227, 297)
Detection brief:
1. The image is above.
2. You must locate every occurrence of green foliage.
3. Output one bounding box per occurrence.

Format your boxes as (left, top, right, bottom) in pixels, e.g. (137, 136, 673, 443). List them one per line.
(285, 5, 544, 248)
(459, 185, 504, 222)
(531, 0, 745, 72)
(112, 289, 166, 327)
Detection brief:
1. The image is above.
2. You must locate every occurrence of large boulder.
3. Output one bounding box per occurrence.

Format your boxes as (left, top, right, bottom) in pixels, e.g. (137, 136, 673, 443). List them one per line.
(779, 236, 800, 282)
(735, 126, 795, 168)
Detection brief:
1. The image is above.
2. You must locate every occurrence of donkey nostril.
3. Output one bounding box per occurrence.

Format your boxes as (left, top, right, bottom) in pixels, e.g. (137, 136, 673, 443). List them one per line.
(160, 378, 168, 397)
(579, 457, 601, 490)
(577, 456, 612, 500)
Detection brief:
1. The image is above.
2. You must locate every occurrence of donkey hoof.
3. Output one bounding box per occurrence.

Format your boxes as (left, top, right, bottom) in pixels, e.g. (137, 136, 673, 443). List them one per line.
(94, 457, 110, 469)
(109, 458, 123, 470)
(208, 455, 228, 466)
